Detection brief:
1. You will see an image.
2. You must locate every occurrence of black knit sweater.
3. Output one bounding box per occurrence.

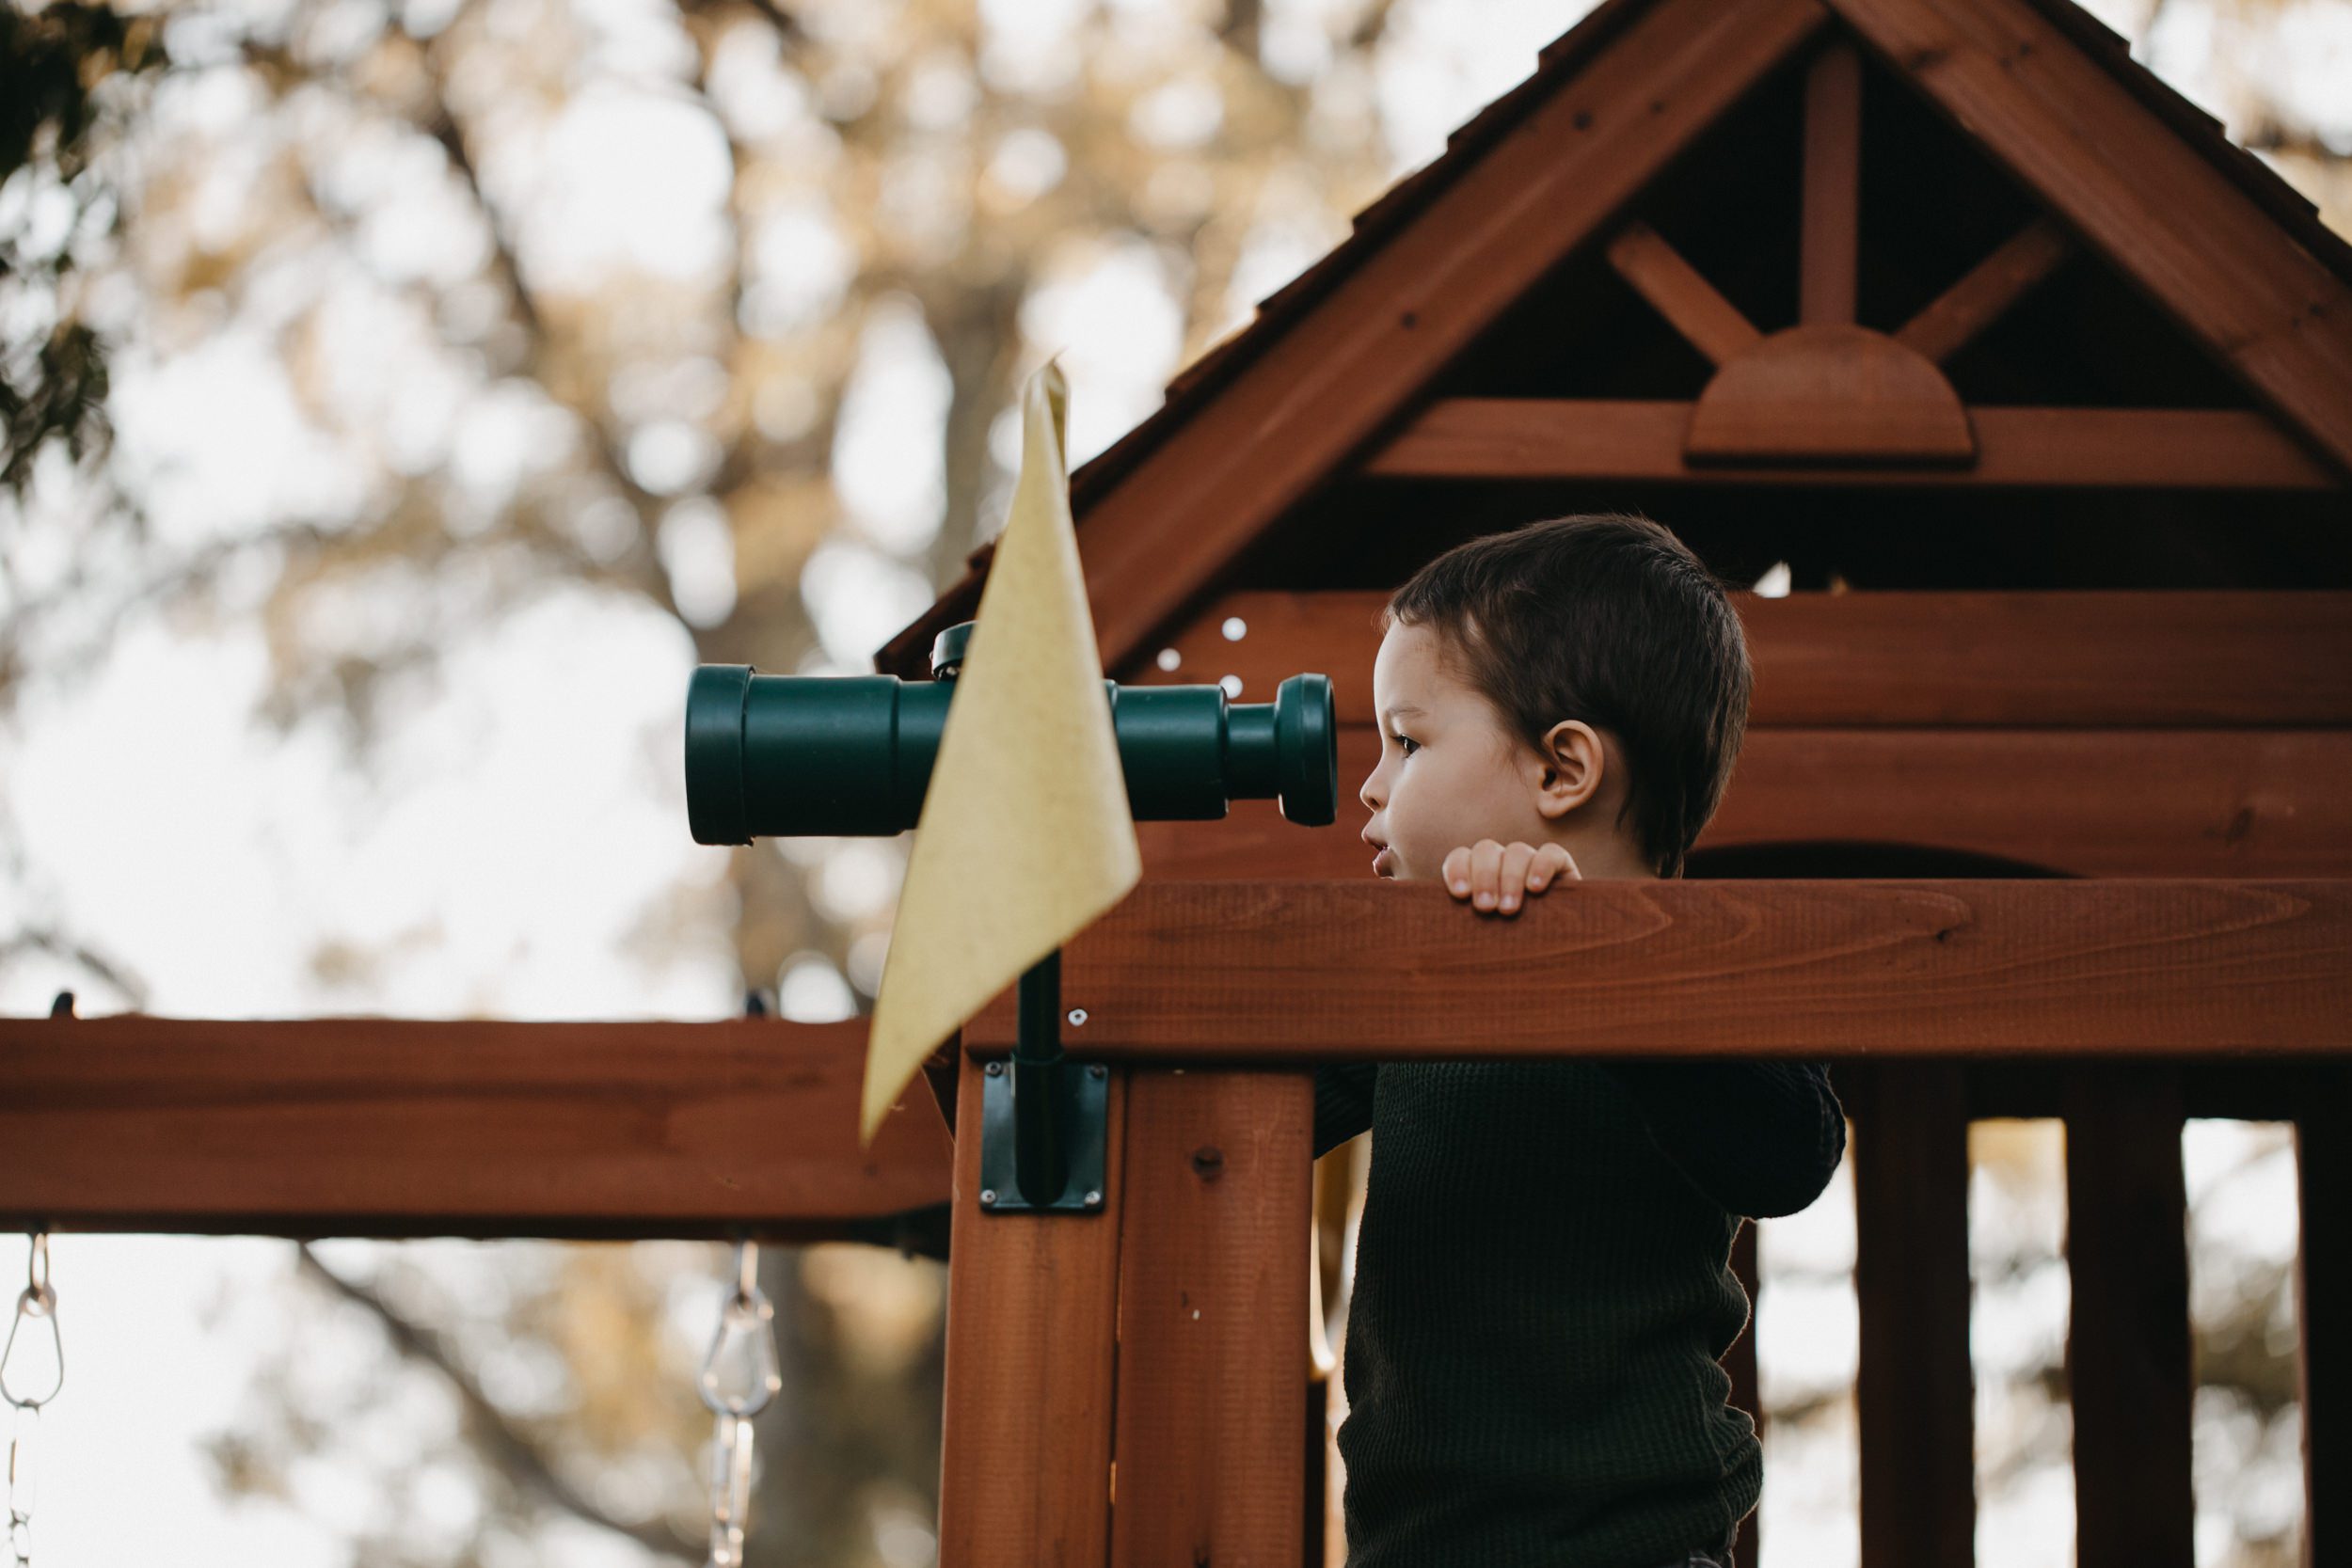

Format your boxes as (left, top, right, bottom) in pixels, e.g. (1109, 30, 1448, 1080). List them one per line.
(1313, 1057, 1845, 1567)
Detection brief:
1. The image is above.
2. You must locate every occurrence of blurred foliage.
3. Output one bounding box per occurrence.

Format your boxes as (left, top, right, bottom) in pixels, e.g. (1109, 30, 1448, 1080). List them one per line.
(0, 0, 167, 493)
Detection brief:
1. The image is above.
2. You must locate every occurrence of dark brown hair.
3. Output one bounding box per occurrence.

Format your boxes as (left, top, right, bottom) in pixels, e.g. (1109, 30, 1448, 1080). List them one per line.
(1382, 513, 1752, 879)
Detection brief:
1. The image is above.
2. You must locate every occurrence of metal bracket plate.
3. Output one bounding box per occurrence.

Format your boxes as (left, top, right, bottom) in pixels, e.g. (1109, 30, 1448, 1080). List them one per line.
(977, 1061, 1109, 1214)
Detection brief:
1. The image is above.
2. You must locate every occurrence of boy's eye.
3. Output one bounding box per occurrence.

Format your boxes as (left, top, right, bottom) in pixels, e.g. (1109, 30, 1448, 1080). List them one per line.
(1396, 735, 1419, 757)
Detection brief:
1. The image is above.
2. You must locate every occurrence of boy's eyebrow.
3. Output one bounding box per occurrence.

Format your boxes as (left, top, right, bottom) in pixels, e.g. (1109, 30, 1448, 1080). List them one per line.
(1380, 703, 1424, 722)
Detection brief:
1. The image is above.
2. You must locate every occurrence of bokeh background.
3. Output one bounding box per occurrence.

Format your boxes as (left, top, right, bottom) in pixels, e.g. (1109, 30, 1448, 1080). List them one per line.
(1, 0, 2341, 1562)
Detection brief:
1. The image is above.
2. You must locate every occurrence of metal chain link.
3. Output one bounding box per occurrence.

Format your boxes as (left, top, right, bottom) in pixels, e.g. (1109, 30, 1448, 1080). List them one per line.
(695, 1240, 781, 1568)
(1, 1236, 63, 1568)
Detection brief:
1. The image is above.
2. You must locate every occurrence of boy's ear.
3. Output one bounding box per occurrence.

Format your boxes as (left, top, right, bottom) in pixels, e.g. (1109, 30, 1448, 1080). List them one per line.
(1531, 720, 1607, 821)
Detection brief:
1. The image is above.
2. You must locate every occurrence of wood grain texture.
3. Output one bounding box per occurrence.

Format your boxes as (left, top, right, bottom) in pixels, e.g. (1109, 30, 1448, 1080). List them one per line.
(1108, 1069, 1314, 1568)
(1126, 726, 2352, 880)
(1365, 399, 2340, 487)
(1073, 0, 1831, 673)
(1121, 590, 2352, 729)
(0, 1016, 951, 1236)
(1826, 0, 2352, 476)
(1849, 1062, 1977, 1568)
(2064, 1065, 2194, 1568)
(939, 1051, 1124, 1568)
(962, 879, 2352, 1059)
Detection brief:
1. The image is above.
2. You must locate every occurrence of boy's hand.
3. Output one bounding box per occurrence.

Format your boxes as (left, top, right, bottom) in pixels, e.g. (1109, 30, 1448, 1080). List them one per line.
(1442, 840, 1581, 916)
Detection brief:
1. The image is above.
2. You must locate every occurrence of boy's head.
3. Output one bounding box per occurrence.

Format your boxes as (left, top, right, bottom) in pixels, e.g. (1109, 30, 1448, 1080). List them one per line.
(1358, 513, 1752, 881)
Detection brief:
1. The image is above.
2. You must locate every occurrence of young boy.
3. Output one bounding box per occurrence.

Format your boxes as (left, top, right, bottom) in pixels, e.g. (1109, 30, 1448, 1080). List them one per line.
(1326, 512, 1846, 1568)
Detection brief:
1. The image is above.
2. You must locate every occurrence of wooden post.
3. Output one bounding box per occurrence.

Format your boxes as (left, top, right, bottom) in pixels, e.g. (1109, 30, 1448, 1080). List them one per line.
(1108, 1068, 1315, 1568)
(2298, 1065, 2352, 1568)
(1851, 1061, 1977, 1568)
(2064, 1065, 2193, 1568)
(938, 1051, 1127, 1568)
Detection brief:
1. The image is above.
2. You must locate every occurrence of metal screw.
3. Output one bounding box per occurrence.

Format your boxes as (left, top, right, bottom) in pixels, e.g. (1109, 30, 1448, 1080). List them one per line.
(1067, 1007, 1089, 1027)
(1089, 1064, 1107, 1080)
(1083, 1190, 1103, 1209)
(979, 1188, 998, 1207)
(985, 1060, 1004, 1076)
(1191, 1146, 1225, 1180)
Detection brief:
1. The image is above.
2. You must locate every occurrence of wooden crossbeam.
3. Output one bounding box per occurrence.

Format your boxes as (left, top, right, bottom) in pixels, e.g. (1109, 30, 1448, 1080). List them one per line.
(961, 880, 2352, 1060)
(1897, 218, 2073, 364)
(1123, 589, 2352, 729)
(1802, 43, 1864, 325)
(1363, 398, 2340, 487)
(1606, 223, 1763, 365)
(0, 1016, 953, 1237)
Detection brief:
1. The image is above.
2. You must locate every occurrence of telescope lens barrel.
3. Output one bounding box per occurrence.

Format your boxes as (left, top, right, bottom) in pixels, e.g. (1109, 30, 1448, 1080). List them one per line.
(685, 663, 1336, 844)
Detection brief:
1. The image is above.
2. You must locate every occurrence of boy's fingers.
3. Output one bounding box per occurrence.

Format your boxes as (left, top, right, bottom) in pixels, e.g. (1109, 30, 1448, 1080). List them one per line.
(1470, 838, 1503, 908)
(1498, 843, 1536, 911)
(1443, 846, 1473, 896)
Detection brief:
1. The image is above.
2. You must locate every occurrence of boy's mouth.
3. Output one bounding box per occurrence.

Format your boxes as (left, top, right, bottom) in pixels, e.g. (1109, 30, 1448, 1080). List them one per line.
(1371, 846, 1395, 878)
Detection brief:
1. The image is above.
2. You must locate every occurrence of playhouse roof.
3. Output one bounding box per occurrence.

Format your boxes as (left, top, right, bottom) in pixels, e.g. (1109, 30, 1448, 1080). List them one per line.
(877, 0, 2352, 682)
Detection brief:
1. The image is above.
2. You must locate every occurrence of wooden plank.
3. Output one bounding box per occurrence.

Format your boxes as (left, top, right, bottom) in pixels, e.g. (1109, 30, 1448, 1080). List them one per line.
(1849, 1061, 1977, 1568)
(1607, 222, 1763, 365)
(1072, 0, 1833, 674)
(0, 1016, 952, 1237)
(1128, 726, 2352, 880)
(2063, 1064, 2194, 1568)
(1124, 589, 2352, 729)
(1802, 43, 1863, 325)
(962, 879, 2352, 1061)
(939, 1051, 1124, 1568)
(2296, 1065, 2352, 1568)
(1826, 0, 2352, 477)
(1898, 218, 2073, 363)
(1108, 1069, 1314, 1568)
(1364, 399, 2342, 487)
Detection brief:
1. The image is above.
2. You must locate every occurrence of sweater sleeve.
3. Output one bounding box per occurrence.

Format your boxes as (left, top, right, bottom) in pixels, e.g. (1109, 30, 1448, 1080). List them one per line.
(1602, 1060, 1847, 1219)
(1313, 1062, 1379, 1160)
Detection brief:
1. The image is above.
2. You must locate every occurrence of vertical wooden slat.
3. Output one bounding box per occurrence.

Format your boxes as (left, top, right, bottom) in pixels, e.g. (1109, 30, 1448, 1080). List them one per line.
(1109, 1068, 1315, 1568)
(938, 1052, 1126, 1568)
(1800, 42, 1862, 326)
(1727, 1220, 1764, 1568)
(2064, 1065, 2194, 1568)
(2297, 1065, 2352, 1568)
(1851, 1061, 1977, 1568)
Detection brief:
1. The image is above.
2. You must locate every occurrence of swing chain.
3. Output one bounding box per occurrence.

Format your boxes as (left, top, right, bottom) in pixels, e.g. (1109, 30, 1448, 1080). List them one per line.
(2, 1235, 63, 1568)
(695, 1239, 782, 1568)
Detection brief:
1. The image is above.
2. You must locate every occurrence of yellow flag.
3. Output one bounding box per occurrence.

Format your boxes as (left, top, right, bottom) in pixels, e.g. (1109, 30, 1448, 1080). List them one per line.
(858, 359, 1142, 1146)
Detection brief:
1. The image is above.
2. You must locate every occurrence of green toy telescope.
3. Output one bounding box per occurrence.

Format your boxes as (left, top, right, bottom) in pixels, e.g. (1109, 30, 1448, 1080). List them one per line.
(685, 620, 1337, 846)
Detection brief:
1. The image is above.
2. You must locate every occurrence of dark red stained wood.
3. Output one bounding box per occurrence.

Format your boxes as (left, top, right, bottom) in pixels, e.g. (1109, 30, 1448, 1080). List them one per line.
(1827, 0, 2352, 477)
(1365, 399, 2340, 488)
(1848, 1061, 1977, 1568)
(1126, 726, 2352, 881)
(1071, 0, 1832, 674)
(1801, 43, 1863, 326)
(1684, 325, 1979, 465)
(0, 1015, 950, 1237)
(2297, 1066, 2352, 1568)
(1898, 218, 2073, 364)
(1607, 222, 1764, 365)
(1108, 1069, 1314, 1568)
(2063, 1065, 2194, 1568)
(939, 1051, 1124, 1568)
(961, 880, 2352, 1061)
(1123, 590, 2352, 730)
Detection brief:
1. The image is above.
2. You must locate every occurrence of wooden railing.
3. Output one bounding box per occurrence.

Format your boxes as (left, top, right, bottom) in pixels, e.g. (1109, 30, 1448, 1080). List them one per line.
(4, 879, 2344, 1567)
